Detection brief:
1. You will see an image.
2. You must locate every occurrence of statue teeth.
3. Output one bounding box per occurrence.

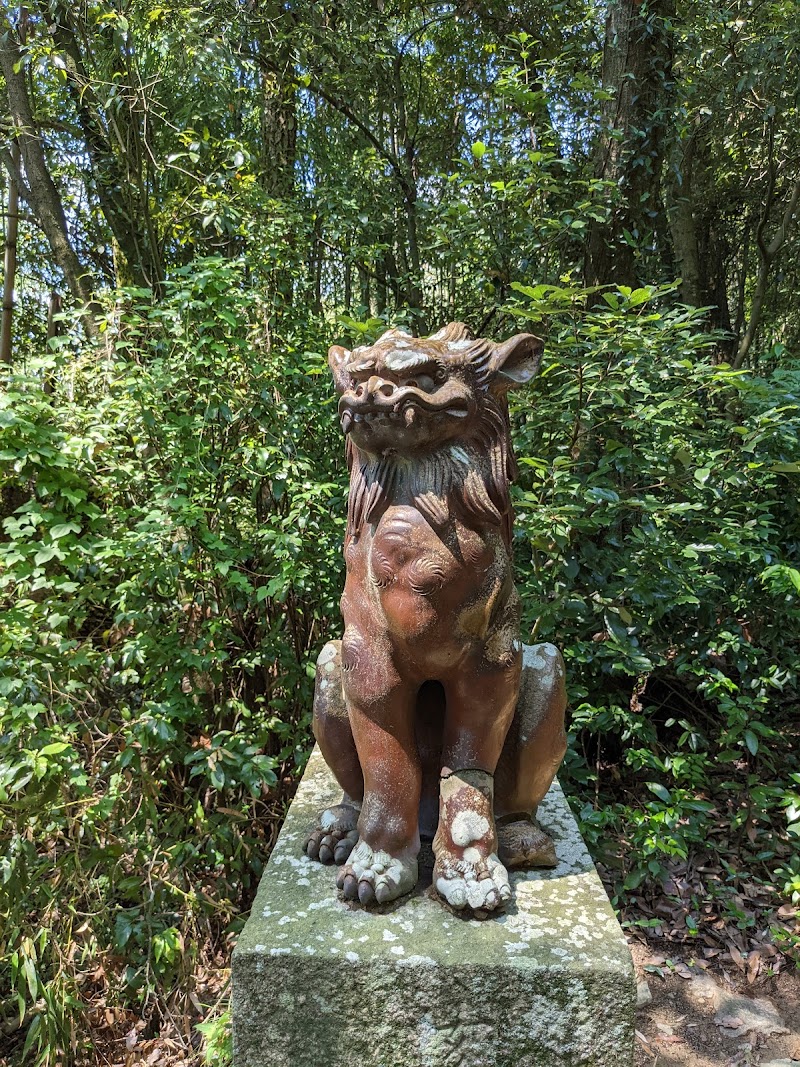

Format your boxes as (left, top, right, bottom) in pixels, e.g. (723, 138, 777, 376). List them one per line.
(341, 412, 353, 433)
(404, 407, 416, 426)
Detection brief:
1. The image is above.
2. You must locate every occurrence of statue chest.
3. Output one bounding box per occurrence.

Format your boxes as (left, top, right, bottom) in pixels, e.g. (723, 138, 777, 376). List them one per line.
(345, 505, 496, 601)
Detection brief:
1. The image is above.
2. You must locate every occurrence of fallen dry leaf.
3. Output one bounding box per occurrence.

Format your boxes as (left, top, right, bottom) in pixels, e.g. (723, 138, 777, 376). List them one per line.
(635, 1029, 653, 1049)
(717, 1015, 746, 1029)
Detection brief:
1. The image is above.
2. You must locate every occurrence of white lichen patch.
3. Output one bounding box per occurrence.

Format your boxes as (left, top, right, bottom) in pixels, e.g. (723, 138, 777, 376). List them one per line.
(449, 810, 490, 847)
(319, 809, 338, 830)
(307, 898, 340, 912)
(504, 941, 529, 954)
(316, 643, 337, 666)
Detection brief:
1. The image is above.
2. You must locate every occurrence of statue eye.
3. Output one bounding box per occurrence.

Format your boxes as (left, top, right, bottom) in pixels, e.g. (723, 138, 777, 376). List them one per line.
(434, 366, 447, 383)
(411, 374, 435, 393)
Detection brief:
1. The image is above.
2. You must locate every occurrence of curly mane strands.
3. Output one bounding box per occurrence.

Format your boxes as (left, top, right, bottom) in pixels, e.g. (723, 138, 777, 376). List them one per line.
(345, 391, 517, 547)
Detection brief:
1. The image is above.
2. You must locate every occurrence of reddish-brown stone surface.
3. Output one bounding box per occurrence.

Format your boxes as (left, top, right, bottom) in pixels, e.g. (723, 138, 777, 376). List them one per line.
(304, 323, 568, 912)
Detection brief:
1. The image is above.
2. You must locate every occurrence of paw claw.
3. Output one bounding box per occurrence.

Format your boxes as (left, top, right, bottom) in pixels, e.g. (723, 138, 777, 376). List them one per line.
(333, 830, 358, 864)
(339, 873, 358, 899)
(304, 836, 320, 860)
(374, 881, 393, 904)
(358, 880, 375, 905)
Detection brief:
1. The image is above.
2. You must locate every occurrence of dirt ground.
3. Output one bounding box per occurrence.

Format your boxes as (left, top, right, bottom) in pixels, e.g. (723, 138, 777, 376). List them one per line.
(632, 941, 800, 1067)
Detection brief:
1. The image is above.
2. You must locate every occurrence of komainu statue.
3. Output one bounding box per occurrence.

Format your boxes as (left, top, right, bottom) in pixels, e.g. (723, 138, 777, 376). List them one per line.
(303, 323, 567, 913)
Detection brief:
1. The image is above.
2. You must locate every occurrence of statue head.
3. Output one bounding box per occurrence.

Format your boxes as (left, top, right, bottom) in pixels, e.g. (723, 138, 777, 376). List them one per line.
(328, 322, 544, 459)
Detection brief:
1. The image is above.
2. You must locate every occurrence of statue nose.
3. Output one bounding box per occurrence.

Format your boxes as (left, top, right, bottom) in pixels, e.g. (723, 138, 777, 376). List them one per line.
(367, 376, 395, 398)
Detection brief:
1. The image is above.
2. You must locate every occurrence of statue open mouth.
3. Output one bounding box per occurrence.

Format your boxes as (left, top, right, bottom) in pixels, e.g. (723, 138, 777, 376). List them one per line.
(339, 385, 472, 434)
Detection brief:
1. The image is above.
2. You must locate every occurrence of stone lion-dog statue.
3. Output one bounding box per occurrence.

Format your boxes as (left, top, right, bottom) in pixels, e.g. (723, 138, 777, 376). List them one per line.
(303, 322, 567, 913)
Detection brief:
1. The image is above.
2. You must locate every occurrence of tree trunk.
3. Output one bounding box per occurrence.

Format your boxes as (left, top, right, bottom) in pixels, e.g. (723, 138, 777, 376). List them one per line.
(44, 3, 164, 292)
(1, 140, 20, 364)
(667, 129, 702, 306)
(586, 0, 675, 288)
(393, 56, 424, 325)
(43, 291, 62, 395)
(259, 47, 297, 200)
(735, 175, 800, 368)
(0, 10, 98, 334)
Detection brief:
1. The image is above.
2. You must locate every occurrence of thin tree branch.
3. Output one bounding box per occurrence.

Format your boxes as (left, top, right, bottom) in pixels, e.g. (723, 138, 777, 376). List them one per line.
(735, 175, 800, 368)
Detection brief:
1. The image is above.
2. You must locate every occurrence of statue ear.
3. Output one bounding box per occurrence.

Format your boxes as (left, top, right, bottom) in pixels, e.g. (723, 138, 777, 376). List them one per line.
(488, 333, 544, 391)
(328, 345, 351, 392)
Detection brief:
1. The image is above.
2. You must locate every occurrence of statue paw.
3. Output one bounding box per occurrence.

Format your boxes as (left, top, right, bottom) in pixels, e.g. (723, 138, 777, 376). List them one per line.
(497, 818, 557, 870)
(335, 839, 418, 905)
(433, 768, 511, 913)
(433, 847, 511, 912)
(303, 804, 360, 865)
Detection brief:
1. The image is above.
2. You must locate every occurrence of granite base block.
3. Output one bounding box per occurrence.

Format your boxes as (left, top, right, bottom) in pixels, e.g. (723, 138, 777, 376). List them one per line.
(232, 748, 635, 1067)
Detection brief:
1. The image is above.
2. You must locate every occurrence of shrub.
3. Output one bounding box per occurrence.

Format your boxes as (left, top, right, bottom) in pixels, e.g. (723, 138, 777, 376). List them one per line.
(509, 281, 800, 901)
(0, 259, 344, 1063)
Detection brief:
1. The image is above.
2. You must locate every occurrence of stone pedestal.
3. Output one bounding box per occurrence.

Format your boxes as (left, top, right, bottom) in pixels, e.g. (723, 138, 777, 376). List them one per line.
(232, 748, 635, 1067)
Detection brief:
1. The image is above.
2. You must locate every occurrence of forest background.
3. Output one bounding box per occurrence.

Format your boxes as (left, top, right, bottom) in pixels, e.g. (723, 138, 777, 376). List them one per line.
(0, 0, 798, 1064)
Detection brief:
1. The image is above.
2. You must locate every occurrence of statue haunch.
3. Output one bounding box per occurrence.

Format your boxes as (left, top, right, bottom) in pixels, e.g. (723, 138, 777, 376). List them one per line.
(303, 323, 567, 913)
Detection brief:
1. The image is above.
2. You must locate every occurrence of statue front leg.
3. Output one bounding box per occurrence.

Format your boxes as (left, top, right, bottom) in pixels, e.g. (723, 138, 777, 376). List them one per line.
(335, 632, 421, 906)
(303, 640, 362, 866)
(433, 659, 520, 912)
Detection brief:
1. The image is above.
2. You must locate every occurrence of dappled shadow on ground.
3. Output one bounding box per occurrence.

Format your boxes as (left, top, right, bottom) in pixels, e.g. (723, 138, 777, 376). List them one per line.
(632, 941, 800, 1067)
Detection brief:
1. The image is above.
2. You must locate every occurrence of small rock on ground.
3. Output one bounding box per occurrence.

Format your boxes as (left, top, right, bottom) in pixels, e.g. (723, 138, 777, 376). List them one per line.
(637, 980, 653, 1008)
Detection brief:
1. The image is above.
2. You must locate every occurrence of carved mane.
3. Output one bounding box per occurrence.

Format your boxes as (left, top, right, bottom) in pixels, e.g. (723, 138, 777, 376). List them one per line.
(345, 393, 517, 547)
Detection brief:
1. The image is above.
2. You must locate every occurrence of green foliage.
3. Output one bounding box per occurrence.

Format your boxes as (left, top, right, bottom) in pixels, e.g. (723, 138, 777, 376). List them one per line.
(508, 281, 800, 905)
(0, 259, 343, 1063)
(196, 1008, 232, 1066)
